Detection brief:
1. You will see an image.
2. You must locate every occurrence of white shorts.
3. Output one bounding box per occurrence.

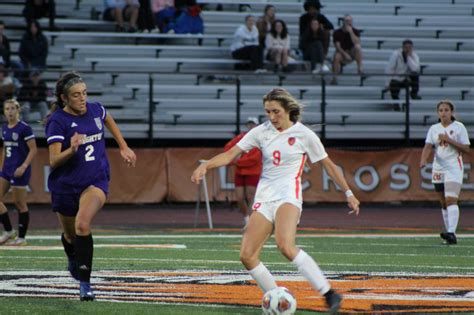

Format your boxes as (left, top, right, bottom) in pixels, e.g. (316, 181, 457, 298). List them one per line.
(432, 168, 463, 185)
(251, 198, 302, 224)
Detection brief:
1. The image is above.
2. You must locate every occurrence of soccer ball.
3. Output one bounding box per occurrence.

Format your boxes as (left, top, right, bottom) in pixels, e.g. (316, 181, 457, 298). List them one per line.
(261, 287, 297, 315)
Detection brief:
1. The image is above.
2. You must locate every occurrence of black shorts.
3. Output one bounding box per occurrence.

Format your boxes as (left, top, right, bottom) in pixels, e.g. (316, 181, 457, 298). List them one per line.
(434, 183, 444, 192)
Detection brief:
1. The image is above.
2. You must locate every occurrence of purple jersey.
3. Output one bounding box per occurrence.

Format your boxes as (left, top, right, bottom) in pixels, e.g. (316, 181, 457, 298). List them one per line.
(45, 102, 110, 194)
(1, 121, 35, 176)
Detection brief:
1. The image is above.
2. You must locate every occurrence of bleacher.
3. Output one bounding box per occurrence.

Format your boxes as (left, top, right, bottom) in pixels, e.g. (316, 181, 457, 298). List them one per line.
(1, 0, 473, 141)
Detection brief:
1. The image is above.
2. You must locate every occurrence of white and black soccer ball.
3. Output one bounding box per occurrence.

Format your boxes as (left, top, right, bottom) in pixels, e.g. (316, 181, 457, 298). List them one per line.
(261, 287, 297, 315)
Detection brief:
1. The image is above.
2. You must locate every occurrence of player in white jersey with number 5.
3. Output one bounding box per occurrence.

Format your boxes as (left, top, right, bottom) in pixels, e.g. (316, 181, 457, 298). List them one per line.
(420, 100, 470, 245)
(192, 88, 360, 314)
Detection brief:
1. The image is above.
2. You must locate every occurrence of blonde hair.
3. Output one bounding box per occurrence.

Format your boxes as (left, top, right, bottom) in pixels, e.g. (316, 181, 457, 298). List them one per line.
(3, 98, 21, 120)
(262, 88, 303, 123)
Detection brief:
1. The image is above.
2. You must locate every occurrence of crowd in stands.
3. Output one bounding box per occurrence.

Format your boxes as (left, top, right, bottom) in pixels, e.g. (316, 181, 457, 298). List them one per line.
(103, 0, 204, 34)
(0, 0, 427, 122)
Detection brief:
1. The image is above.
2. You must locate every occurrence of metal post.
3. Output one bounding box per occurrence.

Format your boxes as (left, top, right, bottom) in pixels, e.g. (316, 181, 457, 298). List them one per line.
(148, 74, 154, 144)
(194, 160, 214, 229)
(235, 76, 241, 135)
(321, 76, 327, 140)
(404, 78, 410, 144)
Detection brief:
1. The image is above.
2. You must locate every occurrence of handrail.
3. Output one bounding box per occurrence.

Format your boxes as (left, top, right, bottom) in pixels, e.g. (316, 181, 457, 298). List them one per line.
(7, 68, 472, 142)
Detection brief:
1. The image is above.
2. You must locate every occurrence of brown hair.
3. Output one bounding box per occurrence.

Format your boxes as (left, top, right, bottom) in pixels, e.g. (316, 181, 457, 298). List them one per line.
(263, 88, 303, 123)
(44, 71, 83, 123)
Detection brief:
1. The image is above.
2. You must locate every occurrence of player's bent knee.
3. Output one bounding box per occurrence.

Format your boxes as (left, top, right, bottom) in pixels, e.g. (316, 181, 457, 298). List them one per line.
(75, 220, 91, 235)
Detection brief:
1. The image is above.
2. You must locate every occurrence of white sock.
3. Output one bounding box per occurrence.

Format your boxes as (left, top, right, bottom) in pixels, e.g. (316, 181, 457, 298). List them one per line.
(441, 208, 449, 231)
(248, 262, 277, 293)
(447, 204, 459, 233)
(292, 249, 330, 295)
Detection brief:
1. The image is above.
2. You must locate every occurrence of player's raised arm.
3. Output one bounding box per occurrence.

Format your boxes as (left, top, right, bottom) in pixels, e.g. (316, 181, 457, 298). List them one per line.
(191, 145, 243, 184)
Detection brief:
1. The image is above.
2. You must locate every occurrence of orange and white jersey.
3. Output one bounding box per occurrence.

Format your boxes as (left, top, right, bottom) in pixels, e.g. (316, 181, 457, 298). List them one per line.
(237, 121, 328, 202)
(425, 121, 470, 172)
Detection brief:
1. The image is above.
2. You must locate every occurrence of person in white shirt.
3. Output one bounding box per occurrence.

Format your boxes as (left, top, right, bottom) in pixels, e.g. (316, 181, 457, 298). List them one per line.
(191, 88, 360, 313)
(230, 15, 265, 73)
(420, 100, 470, 245)
(265, 20, 290, 72)
(385, 39, 421, 103)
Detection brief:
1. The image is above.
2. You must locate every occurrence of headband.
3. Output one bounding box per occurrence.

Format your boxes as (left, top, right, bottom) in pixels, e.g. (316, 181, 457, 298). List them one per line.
(63, 77, 84, 93)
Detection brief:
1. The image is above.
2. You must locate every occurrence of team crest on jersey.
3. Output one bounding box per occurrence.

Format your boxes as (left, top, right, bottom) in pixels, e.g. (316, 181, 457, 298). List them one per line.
(94, 117, 102, 130)
(450, 130, 454, 135)
(12, 132, 18, 141)
(288, 137, 295, 146)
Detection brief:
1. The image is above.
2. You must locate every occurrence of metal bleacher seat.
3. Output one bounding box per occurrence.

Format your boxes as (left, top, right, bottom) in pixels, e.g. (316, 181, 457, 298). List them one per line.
(2, 0, 472, 140)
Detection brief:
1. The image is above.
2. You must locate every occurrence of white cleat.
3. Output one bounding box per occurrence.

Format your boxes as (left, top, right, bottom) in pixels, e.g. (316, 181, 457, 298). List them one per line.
(0, 230, 16, 245)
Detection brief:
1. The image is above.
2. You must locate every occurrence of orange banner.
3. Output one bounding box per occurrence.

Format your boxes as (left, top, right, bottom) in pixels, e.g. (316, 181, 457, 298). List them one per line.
(1, 148, 473, 203)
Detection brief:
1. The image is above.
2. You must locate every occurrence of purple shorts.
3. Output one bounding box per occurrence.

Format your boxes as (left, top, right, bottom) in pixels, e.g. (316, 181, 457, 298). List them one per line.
(0, 168, 31, 187)
(51, 181, 108, 217)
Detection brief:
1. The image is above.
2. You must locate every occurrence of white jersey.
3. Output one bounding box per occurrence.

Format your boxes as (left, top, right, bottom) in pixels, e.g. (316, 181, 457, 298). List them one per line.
(425, 121, 470, 171)
(237, 121, 328, 202)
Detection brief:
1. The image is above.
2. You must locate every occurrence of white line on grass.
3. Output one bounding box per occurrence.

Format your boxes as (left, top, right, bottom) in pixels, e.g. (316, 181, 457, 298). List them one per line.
(24, 234, 474, 240)
(0, 255, 473, 271)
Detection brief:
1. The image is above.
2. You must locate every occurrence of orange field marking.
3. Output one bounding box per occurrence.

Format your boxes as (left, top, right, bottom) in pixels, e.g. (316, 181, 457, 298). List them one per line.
(1, 271, 472, 313)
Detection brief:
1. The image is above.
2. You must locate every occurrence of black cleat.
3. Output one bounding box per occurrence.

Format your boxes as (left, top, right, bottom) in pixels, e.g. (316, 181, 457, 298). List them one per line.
(440, 232, 449, 241)
(445, 233, 457, 245)
(324, 289, 342, 314)
(80, 282, 95, 301)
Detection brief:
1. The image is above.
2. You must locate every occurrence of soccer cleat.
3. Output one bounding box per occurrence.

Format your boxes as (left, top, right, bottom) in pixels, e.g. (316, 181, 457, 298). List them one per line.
(79, 282, 95, 301)
(440, 232, 449, 241)
(68, 259, 80, 281)
(0, 230, 17, 245)
(445, 233, 457, 245)
(5, 237, 27, 246)
(324, 289, 342, 314)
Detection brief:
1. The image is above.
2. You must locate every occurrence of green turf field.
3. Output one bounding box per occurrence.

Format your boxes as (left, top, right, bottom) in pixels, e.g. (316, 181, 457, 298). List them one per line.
(0, 232, 473, 314)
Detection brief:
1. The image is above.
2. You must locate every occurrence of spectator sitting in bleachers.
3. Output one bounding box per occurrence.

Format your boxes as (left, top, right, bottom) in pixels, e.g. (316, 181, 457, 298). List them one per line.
(299, 0, 333, 59)
(0, 62, 17, 105)
(331, 14, 363, 85)
(19, 20, 49, 74)
(103, 0, 140, 33)
(256, 5, 276, 48)
(152, 0, 175, 33)
(18, 69, 48, 122)
(137, 0, 159, 33)
(0, 21, 11, 69)
(385, 39, 422, 107)
(300, 18, 329, 74)
(230, 15, 266, 73)
(265, 20, 290, 73)
(23, 0, 57, 31)
(173, 2, 204, 34)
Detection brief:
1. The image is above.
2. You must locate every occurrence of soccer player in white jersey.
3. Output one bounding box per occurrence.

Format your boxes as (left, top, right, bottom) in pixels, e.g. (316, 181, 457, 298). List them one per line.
(192, 88, 360, 313)
(420, 100, 470, 245)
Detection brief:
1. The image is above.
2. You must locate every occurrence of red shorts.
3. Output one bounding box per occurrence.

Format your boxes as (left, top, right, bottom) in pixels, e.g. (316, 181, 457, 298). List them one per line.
(234, 173, 259, 187)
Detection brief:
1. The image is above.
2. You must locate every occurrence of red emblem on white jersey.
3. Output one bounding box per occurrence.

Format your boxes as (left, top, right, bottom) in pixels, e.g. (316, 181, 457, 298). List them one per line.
(252, 202, 262, 210)
(288, 137, 295, 146)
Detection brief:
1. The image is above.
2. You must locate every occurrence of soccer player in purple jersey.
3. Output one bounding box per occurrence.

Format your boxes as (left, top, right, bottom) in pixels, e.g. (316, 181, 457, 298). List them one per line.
(45, 71, 136, 301)
(0, 99, 37, 246)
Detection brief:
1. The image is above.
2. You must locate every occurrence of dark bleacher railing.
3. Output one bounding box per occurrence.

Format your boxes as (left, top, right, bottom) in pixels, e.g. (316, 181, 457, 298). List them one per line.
(6, 69, 473, 144)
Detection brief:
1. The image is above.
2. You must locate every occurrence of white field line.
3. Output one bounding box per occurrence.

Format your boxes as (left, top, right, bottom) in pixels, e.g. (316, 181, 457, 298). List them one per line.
(0, 244, 186, 250)
(6, 245, 469, 259)
(0, 255, 473, 271)
(24, 234, 474, 240)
